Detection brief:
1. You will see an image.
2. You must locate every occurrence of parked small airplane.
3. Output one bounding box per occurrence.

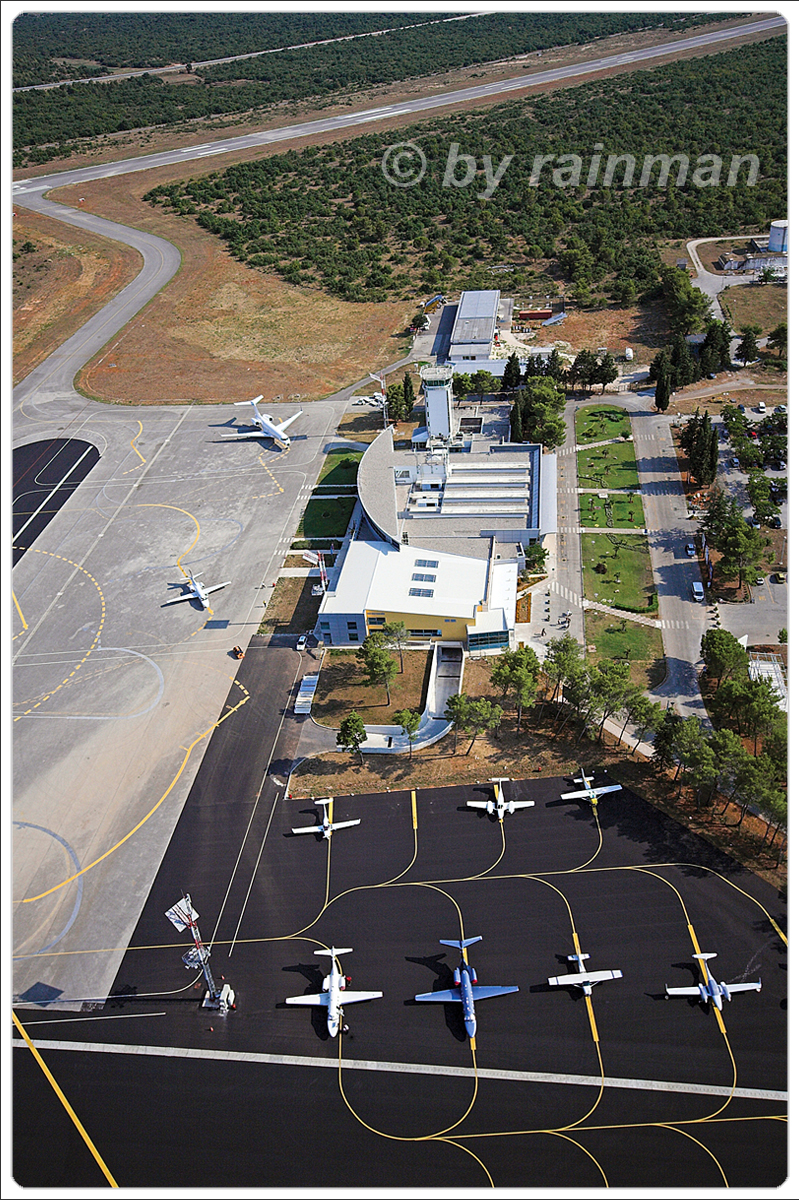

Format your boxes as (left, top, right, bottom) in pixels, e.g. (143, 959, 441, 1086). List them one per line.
(162, 570, 231, 612)
(222, 396, 303, 446)
(414, 937, 519, 1038)
(548, 952, 623, 996)
(467, 777, 535, 821)
(285, 947, 382, 1037)
(561, 767, 622, 807)
(665, 953, 761, 1011)
(291, 799, 360, 840)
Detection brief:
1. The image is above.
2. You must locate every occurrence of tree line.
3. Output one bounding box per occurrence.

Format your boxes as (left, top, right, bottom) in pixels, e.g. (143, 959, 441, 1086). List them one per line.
(337, 631, 786, 860)
(139, 40, 786, 307)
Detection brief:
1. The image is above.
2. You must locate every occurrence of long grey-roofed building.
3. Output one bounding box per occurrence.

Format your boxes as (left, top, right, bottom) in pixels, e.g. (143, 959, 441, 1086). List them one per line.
(448, 289, 500, 360)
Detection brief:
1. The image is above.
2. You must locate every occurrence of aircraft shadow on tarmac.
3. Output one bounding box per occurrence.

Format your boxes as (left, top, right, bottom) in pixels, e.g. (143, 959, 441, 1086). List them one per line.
(277, 963, 331, 1040)
(405, 953, 468, 1042)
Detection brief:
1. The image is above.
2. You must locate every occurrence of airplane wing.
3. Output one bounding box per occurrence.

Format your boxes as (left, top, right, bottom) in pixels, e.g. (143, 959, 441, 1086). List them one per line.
(414, 988, 463, 1003)
(511, 800, 536, 810)
(329, 819, 361, 832)
(291, 824, 324, 836)
(161, 592, 193, 606)
(285, 992, 328, 1007)
(203, 582, 231, 595)
(725, 981, 762, 995)
(220, 430, 271, 440)
(340, 990, 382, 1004)
(560, 788, 592, 800)
(591, 784, 622, 796)
(549, 970, 622, 987)
(274, 410, 303, 434)
(665, 985, 702, 998)
(471, 985, 519, 1000)
(466, 801, 490, 810)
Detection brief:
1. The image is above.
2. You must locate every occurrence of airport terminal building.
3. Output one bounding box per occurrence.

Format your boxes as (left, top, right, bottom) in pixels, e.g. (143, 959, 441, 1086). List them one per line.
(314, 364, 558, 652)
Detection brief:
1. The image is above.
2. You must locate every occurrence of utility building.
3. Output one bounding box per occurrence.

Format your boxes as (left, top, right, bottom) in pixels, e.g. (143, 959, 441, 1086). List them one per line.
(448, 289, 500, 361)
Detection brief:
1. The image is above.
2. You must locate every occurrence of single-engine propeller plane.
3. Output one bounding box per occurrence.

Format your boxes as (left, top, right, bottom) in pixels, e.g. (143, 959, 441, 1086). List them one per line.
(222, 396, 303, 446)
(162, 570, 231, 613)
(285, 947, 382, 1037)
(414, 937, 518, 1038)
(467, 777, 535, 821)
(291, 799, 360, 839)
(561, 767, 622, 807)
(548, 952, 623, 996)
(665, 953, 761, 1011)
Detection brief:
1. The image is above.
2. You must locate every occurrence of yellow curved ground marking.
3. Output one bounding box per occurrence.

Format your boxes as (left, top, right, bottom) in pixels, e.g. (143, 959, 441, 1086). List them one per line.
(121, 420, 146, 475)
(21, 675, 249, 903)
(656, 1124, 729, 1185)
(435, 1138, 494, 1186)
(13, 548, 106, 720)
(133, 503, 201, 578)
(12, 1011, 119, 1187)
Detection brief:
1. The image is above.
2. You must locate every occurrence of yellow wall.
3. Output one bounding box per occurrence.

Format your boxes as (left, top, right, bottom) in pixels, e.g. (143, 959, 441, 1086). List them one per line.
(366, 609, 473, 641)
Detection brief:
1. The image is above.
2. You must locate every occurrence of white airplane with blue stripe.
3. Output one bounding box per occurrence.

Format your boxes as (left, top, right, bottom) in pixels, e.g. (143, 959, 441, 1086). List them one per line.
(414, 937, 518, 1038)
(222, 396, 303, 446)
(161, 570, 231, 612)
(285, 947, 382, 1037)
(665, 953, 761, 1011)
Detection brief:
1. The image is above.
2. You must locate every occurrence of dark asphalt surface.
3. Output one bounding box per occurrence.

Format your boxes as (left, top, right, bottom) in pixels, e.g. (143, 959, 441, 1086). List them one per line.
(13, 657, 787, 1188)
(13, 439, 100, 565)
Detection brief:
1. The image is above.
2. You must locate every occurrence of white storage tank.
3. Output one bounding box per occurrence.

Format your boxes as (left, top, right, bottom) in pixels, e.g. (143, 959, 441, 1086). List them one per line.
(768, 220, 787, 253)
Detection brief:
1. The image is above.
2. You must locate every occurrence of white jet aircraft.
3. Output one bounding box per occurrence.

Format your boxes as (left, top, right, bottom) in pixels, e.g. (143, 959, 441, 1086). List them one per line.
(221, 396, 303, 446)
(665, 953, 761, 1011)
(561, 767, 622, 807)
(549, 952, 623, 996)
(162, 570, 231, 612)
(285, 947, 382, 1037)
(467, 777, 535, 821)
(291, 799, 360, 840)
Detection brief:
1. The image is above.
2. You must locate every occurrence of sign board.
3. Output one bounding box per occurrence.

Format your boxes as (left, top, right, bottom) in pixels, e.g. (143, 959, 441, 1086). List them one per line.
(165, 897, 198, 932)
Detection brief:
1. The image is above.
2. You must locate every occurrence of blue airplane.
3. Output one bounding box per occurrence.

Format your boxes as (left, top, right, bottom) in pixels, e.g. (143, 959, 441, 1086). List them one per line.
(414, 937, 518, 1038)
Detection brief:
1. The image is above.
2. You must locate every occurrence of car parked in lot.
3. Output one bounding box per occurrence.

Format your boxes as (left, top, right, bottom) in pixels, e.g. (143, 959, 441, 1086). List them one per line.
(295, 634, 308, 652)
(757, 401, 767, 413)
(731, 457, 740, 468)
(771, 517, 782, 529)
(692, 581, 705, 601)
(685, 544, 696, 556)
(774, 572, 786, 583)
(774, 405, 787, 414)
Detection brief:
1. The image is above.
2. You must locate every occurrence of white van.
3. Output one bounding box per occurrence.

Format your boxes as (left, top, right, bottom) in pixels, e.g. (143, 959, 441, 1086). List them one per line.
(692, 581, 705, 601)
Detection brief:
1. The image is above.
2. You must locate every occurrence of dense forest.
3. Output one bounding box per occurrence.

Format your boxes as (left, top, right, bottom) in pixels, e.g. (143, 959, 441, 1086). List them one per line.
(144, 40, 786, 307)
(12, 11, 437, 86)
(14, 11, 727, 164)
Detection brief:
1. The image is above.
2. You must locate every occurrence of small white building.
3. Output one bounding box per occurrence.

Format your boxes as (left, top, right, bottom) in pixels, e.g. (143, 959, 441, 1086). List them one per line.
(448, 289, 500, 361)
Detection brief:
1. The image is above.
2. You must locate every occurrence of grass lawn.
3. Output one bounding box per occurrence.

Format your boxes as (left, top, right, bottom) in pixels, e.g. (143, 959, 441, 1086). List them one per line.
(579, 493, 645, 528)
(315, 450, 362, 488)
(258, 575, 323, 636)
(582, 532, 658, 613)
(296, 496, 356, 539)
(584, 610, 666, 691)
(312, 648, 430, 726)
(575, 404, 631, 444)
(577, 440, 639, 490)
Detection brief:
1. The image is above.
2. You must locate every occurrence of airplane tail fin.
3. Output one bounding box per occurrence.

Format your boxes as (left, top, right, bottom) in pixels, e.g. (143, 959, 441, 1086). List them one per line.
(693, 952, 718, 962)
(568, 953, 591, 963)
(440, 937, 482, 950)
(314, 799, 332, 808)
(315, 947, 353, 958)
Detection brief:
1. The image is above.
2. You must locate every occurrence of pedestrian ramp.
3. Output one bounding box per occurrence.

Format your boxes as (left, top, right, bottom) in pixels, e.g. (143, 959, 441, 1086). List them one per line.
(294, 673, 320, 714)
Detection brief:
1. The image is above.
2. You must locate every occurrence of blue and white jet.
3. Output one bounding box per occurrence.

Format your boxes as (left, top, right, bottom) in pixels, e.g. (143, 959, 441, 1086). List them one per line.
(285, 947, 382, 1037)
(222, 396, 303, 447)
(665, 952, 761, 1011)
(414, 936, 518, 1038)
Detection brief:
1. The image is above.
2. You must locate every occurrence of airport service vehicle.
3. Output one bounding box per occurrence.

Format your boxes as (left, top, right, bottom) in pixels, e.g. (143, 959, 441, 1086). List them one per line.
(291, 799, 360, 840)
(466, 777, 535, 821)
(285, 948, 382, 1037)
(548, 952, 623, 996)
(414, 937, 518, 1038)
(162, 570, 230, 612)
(222, 395, 303, 446)
(665, 952, 761, 1011)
